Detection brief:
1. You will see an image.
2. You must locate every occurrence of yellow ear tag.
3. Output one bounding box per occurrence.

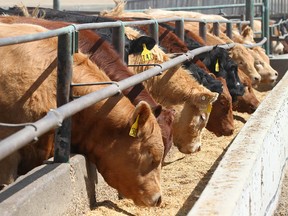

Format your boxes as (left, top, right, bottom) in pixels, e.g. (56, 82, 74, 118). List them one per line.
(215, 59, 220, 72)
(129, 115, 140, 137)
(207, 103, 212, 113)
(141, 44, 153, 62)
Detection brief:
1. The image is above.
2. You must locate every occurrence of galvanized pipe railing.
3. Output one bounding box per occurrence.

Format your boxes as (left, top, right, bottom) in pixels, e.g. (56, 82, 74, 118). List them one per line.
(0, 16, 265, 163)
(0, 41, 239, 162)
(0, 35, 268, 162)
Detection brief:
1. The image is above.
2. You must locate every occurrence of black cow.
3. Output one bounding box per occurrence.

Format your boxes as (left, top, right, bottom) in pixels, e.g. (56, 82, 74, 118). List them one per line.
(185, 63, 223, 94)
(201, 46, 245, 102)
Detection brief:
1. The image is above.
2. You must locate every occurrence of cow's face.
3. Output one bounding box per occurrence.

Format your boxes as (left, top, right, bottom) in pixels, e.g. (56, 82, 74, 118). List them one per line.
(233, 69, 260, 114)
(206, 77, 234, 136)
(89, 101, 164, 207)
(224, 60, 245, 102)
(202, 47, 244, 102)
(249, 48, 278, 85)
(74, 100, 164, 207)
(172, 91, 218, 154)
(230, 45, 261, 86)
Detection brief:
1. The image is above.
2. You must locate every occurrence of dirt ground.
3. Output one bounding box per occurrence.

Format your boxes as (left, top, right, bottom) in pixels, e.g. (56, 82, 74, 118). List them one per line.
(84, 89, 277, 216)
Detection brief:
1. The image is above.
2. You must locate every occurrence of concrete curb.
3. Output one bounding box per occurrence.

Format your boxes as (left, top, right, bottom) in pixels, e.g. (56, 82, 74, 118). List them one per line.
(0, 154, 97, 216)
(188, 68, 288, 215)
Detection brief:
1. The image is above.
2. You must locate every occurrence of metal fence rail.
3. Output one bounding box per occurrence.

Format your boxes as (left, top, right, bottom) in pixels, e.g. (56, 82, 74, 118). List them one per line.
(0, 17, 267, 163)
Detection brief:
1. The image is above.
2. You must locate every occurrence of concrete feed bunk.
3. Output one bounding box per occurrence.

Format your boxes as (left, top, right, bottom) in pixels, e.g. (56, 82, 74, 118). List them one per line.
(189, 69, 288, 215)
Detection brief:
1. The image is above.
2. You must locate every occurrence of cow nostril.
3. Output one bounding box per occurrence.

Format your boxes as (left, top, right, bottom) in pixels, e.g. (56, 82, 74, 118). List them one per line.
(155, 195, 162, 206)
(275, 72, 278, 76)
(197, 146, 201, 152)
(254, 77, 260, 81)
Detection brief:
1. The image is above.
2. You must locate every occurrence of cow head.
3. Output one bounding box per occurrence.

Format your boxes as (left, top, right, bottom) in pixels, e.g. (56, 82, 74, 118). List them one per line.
(229, 44, 261, 87)
(249, 47, 278, 85)
(73, 97, 164, 207)
(125, 35, 156, 64)
(233, 69, 260, 114)
(172, 90, 219, 153)
(202, 47, 245, 102)
(206, 76, 234, 136)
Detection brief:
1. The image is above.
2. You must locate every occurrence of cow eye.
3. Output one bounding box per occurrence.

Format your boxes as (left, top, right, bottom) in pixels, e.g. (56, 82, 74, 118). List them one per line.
(200, 113, 206, 121)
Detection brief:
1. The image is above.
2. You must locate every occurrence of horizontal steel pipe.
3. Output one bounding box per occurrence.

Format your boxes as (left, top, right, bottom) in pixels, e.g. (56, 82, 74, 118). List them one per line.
(0, 17, 252, 47)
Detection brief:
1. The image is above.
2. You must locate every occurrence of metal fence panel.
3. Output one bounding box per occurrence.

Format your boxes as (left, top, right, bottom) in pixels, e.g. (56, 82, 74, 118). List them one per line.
(125, 0, 288, 17)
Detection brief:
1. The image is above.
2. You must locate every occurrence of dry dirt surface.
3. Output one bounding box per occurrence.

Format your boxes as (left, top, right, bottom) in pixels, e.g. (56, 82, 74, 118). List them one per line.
(86, 89, 270, 216)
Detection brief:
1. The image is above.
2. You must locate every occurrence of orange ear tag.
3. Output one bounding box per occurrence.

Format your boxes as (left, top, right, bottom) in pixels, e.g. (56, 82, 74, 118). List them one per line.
(215, 59, 220, 72)
(141, 44, 153, 62)
(129, 115, 140, 137)
(206, 103, 212, 113)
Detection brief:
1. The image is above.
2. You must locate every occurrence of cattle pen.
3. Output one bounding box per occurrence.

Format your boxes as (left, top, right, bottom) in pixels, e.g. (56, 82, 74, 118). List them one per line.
(0, 1, 288, 216)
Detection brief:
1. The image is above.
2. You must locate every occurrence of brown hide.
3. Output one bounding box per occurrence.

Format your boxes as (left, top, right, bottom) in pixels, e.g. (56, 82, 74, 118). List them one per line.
(0, 22, 164, 207)
(248, 47, 278, 85)
(0, 15, 174, 163)
(233, 69, 260, 114)
(229, 44, 261, 86)
(206, 76, 234, 136)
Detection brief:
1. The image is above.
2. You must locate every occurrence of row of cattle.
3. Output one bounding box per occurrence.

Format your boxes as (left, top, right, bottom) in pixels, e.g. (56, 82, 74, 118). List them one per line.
(0, 4, 279, 207)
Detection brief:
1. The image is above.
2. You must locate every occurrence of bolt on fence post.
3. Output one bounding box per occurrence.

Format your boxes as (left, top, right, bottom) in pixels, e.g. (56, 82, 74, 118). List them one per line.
(54, 33, 73, 163)
(175, 18, 184, 42)
(199, 21, 207, 42)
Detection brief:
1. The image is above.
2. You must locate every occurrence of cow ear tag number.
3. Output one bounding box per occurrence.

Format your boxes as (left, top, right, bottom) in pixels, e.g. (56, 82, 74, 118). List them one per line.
(141, 44, 153, 62)
(215, 59, 220, 72)
(129, 114, 140, 137)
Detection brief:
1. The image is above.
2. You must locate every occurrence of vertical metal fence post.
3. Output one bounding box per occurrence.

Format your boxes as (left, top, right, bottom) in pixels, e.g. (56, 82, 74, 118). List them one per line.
(246, 0, 254, 31)
(53, 0, 60, 10)
(175, 18, 185, 42)
(213, 22, 220, 36)
(149, 19, 159, 44)
(199, 22, 207, 42)
(54, 33, 73, 163)
(263, 0, 270, 54)
(112, 21, 125, 62)
(226, 22, 232, 38)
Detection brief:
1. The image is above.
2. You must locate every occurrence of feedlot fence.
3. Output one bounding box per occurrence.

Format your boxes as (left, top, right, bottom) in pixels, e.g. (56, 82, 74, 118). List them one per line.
(0, 16, 266, 197)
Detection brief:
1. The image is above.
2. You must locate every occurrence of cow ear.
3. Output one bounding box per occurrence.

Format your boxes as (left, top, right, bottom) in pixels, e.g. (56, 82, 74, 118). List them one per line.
(129, 101, 153, 138)
(193, 92, 219, 111)
(128, 36, 156, 54)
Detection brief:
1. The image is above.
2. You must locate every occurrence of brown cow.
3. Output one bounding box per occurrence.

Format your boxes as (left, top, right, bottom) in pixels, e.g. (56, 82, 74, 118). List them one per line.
(125, 26, 219, 153)
(205, 76, 234, 136)
(233, 69, 260, 113)
(247, 47, 278, 85)
(228, 44, 262, 86)
(0, 22, 164, 207)
(0, 15, 175, 162)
